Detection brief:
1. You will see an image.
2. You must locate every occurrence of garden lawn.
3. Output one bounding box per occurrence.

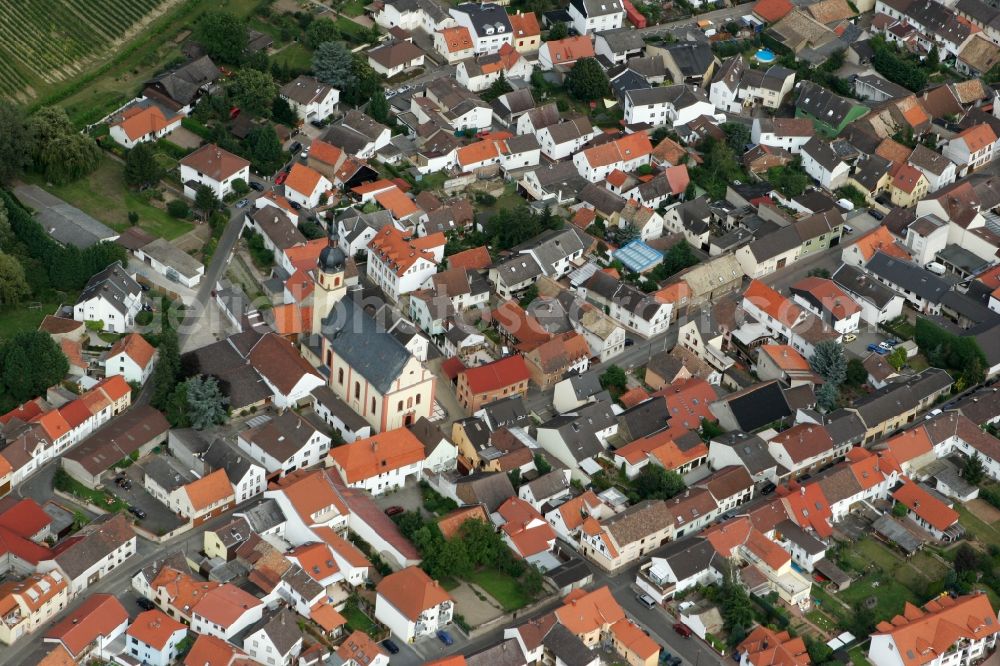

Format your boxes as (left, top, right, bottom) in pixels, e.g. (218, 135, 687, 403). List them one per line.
(340, 0, 367, 17)
(343, 603, 377, 636)
(59, 475, 127, 513)
(467, 569, 532, 611)
(272, 43, 314, 71)
(24, 156, 193, 240)
(0, 297, 70, 343)
(956, 504, 1000, 550)
(336, 17, 372, 42)
(837, 576, 917, 621)
(848, 646, 873, 666)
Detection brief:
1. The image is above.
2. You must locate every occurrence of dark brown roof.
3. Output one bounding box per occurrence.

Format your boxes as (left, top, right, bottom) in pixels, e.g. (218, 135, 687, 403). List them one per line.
(63, 406, 169, 475)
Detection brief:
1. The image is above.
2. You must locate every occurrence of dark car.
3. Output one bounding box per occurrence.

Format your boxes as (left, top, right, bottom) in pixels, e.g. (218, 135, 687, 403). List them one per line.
(249, 181, 265, 192)
(624, 338, 635, 347)
(289, 200, 302, 210)
(436, 630, 454, 646)
(310, 119, 328, 129)
(869, 208, 885, 220)
(290, 141, 303, 154)
(128, 506, 146, 519)
(140, 283, 150, 292)
(381, 639, 400, 654)
(384, 506, 405, 517)
(137, 597, 156, 611)
(760, 482, 776, 495)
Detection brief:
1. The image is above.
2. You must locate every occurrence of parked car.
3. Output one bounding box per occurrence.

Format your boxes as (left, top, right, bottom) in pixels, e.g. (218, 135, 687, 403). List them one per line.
(384, 506, 405, 517)
(436, 630, 454, 646)
(883, 339, 898, 347)
(624, 338, 635, 347)
(673, 623, 692, 638)
(659, 649, 673, 663)
(140, 283, 150, 292)
(637, 593, 657, 609)
(128, 506, 146, 519)
(275, 170, 290, 185)
(843, 333, 856, 343)
(310, 118, 329, 129)
(842, 225, 854, 234)
(289, 201, 302, 210)
(381, 639, 400, 654)
(867, 343, 889, 355)
(137, 597, 156, 611)
(878, 341, 893, 350)
(869, 208, 885, 220)
(290, 141, 303, 154)
(235, 199, 249, 208)
(249, 181, 265, 191)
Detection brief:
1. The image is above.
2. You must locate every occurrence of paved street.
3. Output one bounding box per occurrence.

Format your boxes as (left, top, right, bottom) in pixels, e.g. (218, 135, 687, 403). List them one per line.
(639, 1, 756, 35)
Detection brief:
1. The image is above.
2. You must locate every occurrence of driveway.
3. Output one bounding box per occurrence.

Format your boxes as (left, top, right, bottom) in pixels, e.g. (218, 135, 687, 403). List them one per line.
(370, 477, 424, 514)
(106, 464, 186, 536)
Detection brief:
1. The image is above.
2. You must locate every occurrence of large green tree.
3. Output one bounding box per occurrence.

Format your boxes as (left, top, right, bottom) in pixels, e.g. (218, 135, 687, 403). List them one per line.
(0, 101, 31, 184)
(0, 252, 29, 305)
(0, 331, 69, 402)
(124, 142, 162, 189)
(28, 106, 101, 184)
(247, 125, 283, 175)
(809, 340, 847, 386)
(565, 57, 610, 101)
(194, 11, 249, 65)
(194, 185, 221, 220)
(599, 365, 628, 394)
(368, 88, 391, 125)
(151, 327, 181, 411)
(184, 375, 229, 430)
(312, 41, 357, 92)
(306, 18, 341, 49)
(228, 69, 278, 118)
(482, 73, 513, 102)
(633, 465, 686, 500)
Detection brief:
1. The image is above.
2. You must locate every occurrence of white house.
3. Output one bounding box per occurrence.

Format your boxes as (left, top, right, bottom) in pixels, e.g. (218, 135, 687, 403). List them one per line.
(73, 261, 143, 334)
(635, 538, 723, 603)
(456, 45, 534, 92)
(710, 57, 795, 114)
(574, 132, 653, 182)
(367, 40, 427, 77)
(434, 26, 476, 63)
(568, 0, 624, 34)
(179, 143, 251, 200)
(280, 75, 339, 121)
(284, 163, 332, 209)
(109, 105, 181, 149)
(242, 608, 303, 666)
(37, 514, 137, 596)
(190, 585, 263, 639)
(125, 610, 188, 666)
(801, 137, 850, 190)
(624, 84, 715, 128)
(750, 117, 814, 154)
(102, 332, 156, 384)
(449, 3, 514, 54)
(203, 439, 266, 504)
(328, 428, 425, 495)
(366, 226, 445, 300)
(942, 123, 997, 176)
(583, 270, 672, 338)
(237, 410, 332, 478)
(907, 144, 957, 193)
(376, 0, 457, 33)
(536, 117, 599, 160)
(375, 567, 454, 642)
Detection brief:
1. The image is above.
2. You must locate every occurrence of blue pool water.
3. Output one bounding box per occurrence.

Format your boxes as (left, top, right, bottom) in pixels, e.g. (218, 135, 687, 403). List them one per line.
(755, 48, 777, 63)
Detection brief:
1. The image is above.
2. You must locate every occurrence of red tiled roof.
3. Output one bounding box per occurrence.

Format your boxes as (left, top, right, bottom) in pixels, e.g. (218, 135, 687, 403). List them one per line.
(329, 428, 426, 483)
(893, 478, 959, 531)
(376, 566, 453, 620)
(744, 280, 802, 328)
(107, 333, 156, 368)
(460, 355, 531, 394)
(46, 593, 128, 658)
(753, 0, 793, 22)
(127, 609, 187, 650)
(447, 246, 492, 270)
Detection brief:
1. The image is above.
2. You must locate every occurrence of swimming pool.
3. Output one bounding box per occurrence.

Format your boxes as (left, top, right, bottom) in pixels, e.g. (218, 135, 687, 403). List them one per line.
(755, 48, 777, 63)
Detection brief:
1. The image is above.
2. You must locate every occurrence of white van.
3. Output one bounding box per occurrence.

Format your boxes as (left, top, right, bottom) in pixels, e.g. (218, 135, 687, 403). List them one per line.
(926, 262, 946, 275)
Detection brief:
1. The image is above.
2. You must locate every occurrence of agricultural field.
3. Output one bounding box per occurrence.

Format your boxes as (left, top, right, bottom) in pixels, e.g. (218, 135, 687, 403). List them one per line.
(0, 0, 171, 103)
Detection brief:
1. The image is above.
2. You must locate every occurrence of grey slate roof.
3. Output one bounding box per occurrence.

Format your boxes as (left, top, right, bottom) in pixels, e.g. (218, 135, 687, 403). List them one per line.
(250, 607, 302, 656)
(832, 263, 899, 309)
(850, 367, 953, 428)
(321, 299, 414, 394)
(598, 27, 646, 53)
(664, 41, 715, 77)
(77, 261, 141, 316)
(148, 55, 220, 105)
(803, 136, 845, 171)
(453, 2, 513, 36)
(654, 535, 721, 580)
(237, 498, 286, 533)
(865, 252, 951, 303)
(467, 638, 530, 666)
(570, 0, 623, 18)
(538, 401, 616, 463)
(579, 182, 628, 216)
(240, 410, 321, 464)
(480, 395, 531, 430)
(796, 81, 863, 129)
(568, 368, 605, 402)
(710, 432, 777, 476)
(492, 253, 543, 287)
(523, 471, 570, 501)
(542, 623, 596, 666)
(203, 438, 259, 486)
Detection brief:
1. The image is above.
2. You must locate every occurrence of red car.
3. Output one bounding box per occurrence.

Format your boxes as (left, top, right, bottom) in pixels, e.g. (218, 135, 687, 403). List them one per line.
(384, 506, 405, 517)
(275, 170, 289, 186)
(673, 623, 692, 638)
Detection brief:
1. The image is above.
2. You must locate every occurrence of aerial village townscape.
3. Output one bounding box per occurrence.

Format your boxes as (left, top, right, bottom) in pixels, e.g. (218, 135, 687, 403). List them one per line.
(13, 0, 1000, 665)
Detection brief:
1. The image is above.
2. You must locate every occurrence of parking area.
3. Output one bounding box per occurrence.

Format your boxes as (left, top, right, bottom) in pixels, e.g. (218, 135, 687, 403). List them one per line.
(104, 465, 186, 535)
(370, 477, 424, 515)
(841, 328, 886, 359)
(408, 629, 469, 663)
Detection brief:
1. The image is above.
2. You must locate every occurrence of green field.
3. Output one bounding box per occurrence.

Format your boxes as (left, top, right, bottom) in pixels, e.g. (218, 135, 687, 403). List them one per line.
(24, 155, 194, 240)
(468, 569, 532, 611)
(0, 297, 72, 343)
(272, 43, 315, 72)
(0, 0, 170, 102)
(20, 0, 264, 126)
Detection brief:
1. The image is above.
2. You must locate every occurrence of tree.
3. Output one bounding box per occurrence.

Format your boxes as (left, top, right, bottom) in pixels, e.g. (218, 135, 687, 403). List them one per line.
(964, 452, 985, 485)
(887, 346, 907, 371)
(807, 268, 831, 279)
(0, 101, 31, 184)
(124, 143, 162, 189)
(151, 327, 181, 411)
(519, 283, 539, 307)
(720, 573, 755, 637)
(810, 340, 847, 386)
(721, 122, 751, 153)
(128, 211, 139, 226)
(846, 357, 868, 386)
(368, 88, 391, 125)
(534, 453, 552, 475)
(955, 543, 980, 573)
(313, 41, 357, 92)
(228, 69, 278, 118)
(306, 18, 341, 49)
(167, 200, 190, 219)
(522, 565, 544, 597)
(482, 73, 514, 102)
(271, 96, 298, 126)
(0, 331, 69, 402)
(0, 253, 29, 305)
(232, 178, 249, 195)
(507, 468, 522, 488)
(700, 417, 725, 440)
(247, 125, 284, 175)
(39, 133, 101, 185)
(816, 381, 839, 411)
(547, 22, 568, 40)
(184, 375, 230, 430)
(27, 106, 75, 163)
(599, 365, 628, 394)
(926, 45, 939, 70)
(892, 501, 908, 517)
(633, 465, 686, 500)
(165, 380, 191, 428)
(565, 58, 610, 101)
(483, 204, 543, 250)
(194, 185, 220, 220)
(194, 11, 249, 65)
(767, 159, 810, 198)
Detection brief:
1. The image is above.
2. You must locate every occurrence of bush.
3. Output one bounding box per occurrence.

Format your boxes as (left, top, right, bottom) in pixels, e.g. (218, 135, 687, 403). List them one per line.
(167, 200, 190, 218)
(85, 319, 104, 331)
(232, 178, 249, 195)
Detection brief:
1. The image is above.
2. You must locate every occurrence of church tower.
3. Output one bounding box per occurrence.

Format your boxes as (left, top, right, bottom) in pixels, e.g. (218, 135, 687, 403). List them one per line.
(311, 231, 347, 333)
